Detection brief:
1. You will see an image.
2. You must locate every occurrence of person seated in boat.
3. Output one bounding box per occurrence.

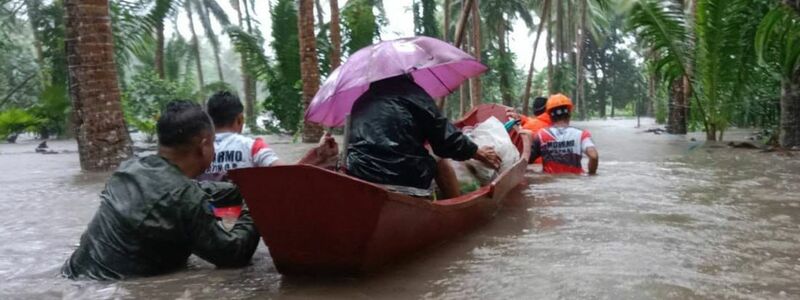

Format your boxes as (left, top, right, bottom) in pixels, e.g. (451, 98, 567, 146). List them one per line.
(62, 100, 260, 280)
(530, 94, 599, 175)
(345, 74, 502, 198)
(204, 91, 338, 176)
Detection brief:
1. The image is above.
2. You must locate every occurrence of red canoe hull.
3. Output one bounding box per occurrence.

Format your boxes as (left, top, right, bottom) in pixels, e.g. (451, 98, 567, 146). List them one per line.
(228, 104, 530, 275)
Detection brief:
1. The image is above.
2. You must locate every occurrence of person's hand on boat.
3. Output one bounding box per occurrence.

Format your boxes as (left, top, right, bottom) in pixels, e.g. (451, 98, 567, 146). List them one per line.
(315, 132, 339, 160)
(473, 146, 502, 170)
(506, 109, 521, 121)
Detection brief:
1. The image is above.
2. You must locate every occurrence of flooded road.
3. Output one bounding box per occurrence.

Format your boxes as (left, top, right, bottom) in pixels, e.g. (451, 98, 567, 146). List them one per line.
(1, 119, 799, 299)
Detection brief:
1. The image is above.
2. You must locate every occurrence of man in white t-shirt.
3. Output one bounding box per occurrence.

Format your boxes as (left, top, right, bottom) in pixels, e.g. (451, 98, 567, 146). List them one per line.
(204, 91, 338, 176)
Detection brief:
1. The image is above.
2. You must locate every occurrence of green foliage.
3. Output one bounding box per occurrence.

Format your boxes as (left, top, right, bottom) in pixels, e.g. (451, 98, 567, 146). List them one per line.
(27, 83, 70, 137)
(413, 0, 440, 38)
(0, 108, 42, 139)
(128, 116, 157, 143)
(692, 0, 766, 136)
(226, 26, 272, 80)
(755, 3, 800, 80)
(264, 0, 303, 133)
(342, 0, 384, 55)
(123, 70, 196, 121)
(626, 0, 690, 83)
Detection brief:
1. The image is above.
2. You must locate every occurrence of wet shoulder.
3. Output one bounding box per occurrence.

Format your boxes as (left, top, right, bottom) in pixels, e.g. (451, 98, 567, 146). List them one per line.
(112, 155, 193, 198)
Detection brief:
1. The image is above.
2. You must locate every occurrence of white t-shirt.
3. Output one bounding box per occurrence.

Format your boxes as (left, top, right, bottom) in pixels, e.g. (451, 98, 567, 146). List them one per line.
(206, 132, 279, 174)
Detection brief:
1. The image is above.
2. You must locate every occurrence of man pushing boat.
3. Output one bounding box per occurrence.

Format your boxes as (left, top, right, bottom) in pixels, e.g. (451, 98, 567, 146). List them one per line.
(62, 100, 338, 280)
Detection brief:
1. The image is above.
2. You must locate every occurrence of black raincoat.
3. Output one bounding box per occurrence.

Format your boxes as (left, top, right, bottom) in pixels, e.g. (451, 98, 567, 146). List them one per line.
(345, 76, 478, 189)
(61, 155, 260, 280)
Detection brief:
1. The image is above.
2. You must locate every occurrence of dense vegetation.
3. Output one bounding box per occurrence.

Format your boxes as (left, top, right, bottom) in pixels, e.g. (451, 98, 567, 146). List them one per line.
(0, 0, 798, 168)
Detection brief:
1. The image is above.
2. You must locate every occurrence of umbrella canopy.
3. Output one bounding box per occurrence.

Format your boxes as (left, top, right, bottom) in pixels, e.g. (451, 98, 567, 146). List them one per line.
(305, 36, 487, 127)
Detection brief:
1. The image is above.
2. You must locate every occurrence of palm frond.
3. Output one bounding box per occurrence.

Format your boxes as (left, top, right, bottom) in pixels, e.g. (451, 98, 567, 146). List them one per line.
(625, 0, 690, 82)
(755, 4, 800, 80)
(202, 0, 230, 26)
(225, 26, 273, 81)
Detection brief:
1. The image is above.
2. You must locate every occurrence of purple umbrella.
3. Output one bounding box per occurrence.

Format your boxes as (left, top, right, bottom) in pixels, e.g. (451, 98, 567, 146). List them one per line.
(305, 36, 487, 127)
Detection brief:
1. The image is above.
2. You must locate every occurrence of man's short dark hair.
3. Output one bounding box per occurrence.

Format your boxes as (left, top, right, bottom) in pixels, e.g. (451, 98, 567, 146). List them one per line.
(157, 100, 213, 147)
(532, 97, 548, 116)
(206, 91, 243, 127)
(549, 106, 571, 123)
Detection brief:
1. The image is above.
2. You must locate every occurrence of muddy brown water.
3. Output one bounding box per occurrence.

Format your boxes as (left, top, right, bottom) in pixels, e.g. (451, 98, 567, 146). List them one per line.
(1, 119, 799, 299)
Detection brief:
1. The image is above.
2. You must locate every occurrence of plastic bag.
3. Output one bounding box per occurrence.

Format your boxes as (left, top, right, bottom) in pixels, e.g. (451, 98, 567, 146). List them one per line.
(450, 160, 481, 194)
(465, 117, 520, 183)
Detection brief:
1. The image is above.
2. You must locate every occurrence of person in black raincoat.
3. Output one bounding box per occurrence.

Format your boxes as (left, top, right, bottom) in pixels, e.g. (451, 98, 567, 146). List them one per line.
(62, 101, 259, 280)
(346, 75, 501, 198)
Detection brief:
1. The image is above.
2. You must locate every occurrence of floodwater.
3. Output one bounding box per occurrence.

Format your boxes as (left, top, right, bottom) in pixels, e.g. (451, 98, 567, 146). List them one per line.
(1, 119, 799, 299)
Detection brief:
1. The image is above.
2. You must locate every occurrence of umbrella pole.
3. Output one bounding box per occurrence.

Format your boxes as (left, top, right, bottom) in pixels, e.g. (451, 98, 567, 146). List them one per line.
(338, 114, 352, 170)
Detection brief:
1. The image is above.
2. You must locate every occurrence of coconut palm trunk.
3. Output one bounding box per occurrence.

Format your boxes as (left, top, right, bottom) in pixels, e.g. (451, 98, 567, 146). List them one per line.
(241, 0, 257, 130)
(547, 9, 554, 93)
(522, 0, 549, 115)
(781, 0, 800, 147)
(201, 2, 225, 83)
(469, 0, 481, 107)
(575, 0, 587, 120)
(498, 21, 512, 107)
(186, 2, 205, 89)
(299, 0, 323, 142)
(329, 0, 342, 70)
(155, 21, 165, 79)
(668, 78, 688, 134)
(64, 0, 132, 171)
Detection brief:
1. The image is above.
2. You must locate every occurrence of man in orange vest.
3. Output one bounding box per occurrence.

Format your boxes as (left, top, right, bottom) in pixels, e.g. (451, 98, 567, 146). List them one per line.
(530, 94, 599, 175)
(507, 96, 552, 164)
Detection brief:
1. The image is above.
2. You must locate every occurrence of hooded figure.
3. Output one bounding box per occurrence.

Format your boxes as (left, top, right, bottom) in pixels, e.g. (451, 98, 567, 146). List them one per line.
(345, 75, 500, 197)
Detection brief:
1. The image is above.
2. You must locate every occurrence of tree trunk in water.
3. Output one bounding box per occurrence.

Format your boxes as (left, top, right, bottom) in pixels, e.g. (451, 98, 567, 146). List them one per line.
(498, 22, 512, 107)
(242, 0, 256, 130)
(25, 0, 45, 87)
(155, 21, 165, 79)
(329, 0, 342, 70)
(647, 49, 657, 117)
(780, 0, 800, 147)
(522, 0, 549, 116)
(547, 12, 554, 94)
(187, 4, 205, 89)
(668, 78, 688, 134)
(575, 0, 587, 120)
(556, 0, 564, 66)
(299, 0, 323, 142)
(469, 0, 481, 107)
(780, 69, 800, 147)
(65, 0, 132, 171)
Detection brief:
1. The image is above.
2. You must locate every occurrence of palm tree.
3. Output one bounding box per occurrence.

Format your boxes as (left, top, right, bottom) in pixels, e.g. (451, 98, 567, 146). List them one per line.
(232, 0, 257, 130)
(469, 0, 481, 107)
(329, 0, 342, 70)
(756, 1, 800, 147)
(522, 0, 550, 115)
(64, 0, 132, 171)
(299, 0, 323, 142)
(481, 0, 533, 107)
(196, 0, 230, 83)
(185, 0, 205, 89)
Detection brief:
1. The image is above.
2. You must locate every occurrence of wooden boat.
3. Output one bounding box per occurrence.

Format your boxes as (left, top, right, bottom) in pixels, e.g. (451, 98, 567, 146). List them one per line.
(228, 104, 531, 276)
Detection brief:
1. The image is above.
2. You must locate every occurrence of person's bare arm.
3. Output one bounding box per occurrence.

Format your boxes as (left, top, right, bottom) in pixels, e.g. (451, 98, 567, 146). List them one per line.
(585, 147, 598, 175)
(271, 133, 339, 167)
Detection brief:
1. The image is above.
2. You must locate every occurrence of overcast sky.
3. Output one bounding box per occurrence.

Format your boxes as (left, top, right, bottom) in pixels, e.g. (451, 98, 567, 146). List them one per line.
(169, 0, 549, 73)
